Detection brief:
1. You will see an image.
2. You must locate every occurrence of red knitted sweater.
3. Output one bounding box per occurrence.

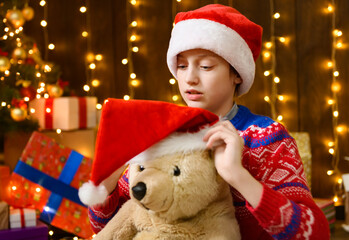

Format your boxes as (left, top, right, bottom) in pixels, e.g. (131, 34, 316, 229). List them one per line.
(88, 106, 330, 239)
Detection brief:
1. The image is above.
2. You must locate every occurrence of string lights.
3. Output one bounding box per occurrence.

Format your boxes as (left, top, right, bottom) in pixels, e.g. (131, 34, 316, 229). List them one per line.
(262, 0, 288, 121)
(122, 0, 141, 100)
(324, 0, 346, 205)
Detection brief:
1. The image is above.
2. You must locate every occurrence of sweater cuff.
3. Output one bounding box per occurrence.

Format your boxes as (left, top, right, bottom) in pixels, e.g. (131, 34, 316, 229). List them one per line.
(246, 184, 288, 227)
(90, 185, 120, 214)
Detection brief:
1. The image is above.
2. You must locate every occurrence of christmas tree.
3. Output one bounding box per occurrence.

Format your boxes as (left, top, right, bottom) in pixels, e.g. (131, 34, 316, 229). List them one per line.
(0, 0, 64, 137)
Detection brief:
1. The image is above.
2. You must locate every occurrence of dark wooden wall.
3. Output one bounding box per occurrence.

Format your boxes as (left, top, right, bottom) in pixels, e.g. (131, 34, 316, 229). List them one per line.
(24, 0, 349, 198)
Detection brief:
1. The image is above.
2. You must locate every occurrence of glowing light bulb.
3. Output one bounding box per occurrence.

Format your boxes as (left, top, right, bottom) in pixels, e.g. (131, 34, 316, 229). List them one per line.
(40, 0, 46, 7)
(122, 58, 128, 65)
(277, 115, 283, 121)
(36, 187, 41, 192)
(82, 31, 88, 37)
(56, 129, 62, 134)
(264, 96, 270, 102)
(274, 77, 280, 83)
(336, 125, 346, 133)
(328, 141, 335, 147)
(48, 43, 55, 50)
(333, 29, 342, 37)
(83, 85, 90, 92)
(96, 103, 102, 110)
(80, 6, 87, 13)
(89, 63, 96, 69)
(49, 230, 54, 236)
(169, 78, 176, 85)
(327, 5, 334, 12)
(278, 95, 284, 101)
(265, 42, 272, 49)
(336, 42, 343, 48)
(333, 111, 339, 117)
(328, 99, 334, 105)
(338, 178, 343, 184)
(130, 0, 137, 5)
(327, 170, 334, 176)
(331, 82, 341, 92)
(327, 61, 333, 68)
(333, 71, 339, 77)
(40, 20, 47, 27)
(91, 79, 100, 87)
(24, 97, 30, 102)
(329, 148, 335, 154)
(263, 51, 271, 58)
(36, 72, 41, 77)
(130, 79, 140, 87)
(177, 0, 182, 2)
(132, 47, 139, 52)
(46, 108, 51, 113)
(130, 35, 137, 41)
(273, 13, 280, 19)
(172, 95, 179, 101)
(264, 71, 270, 76)
(130, 73, 136, 79)
(1, 102, 6, 107)
(95, 54, 103, 61)
(131, 21, 138, 27)
(12, 186, 17, 191)
(86, 53, 95, 62)
(124, 95, 130, 101)
(279, 37, 286, 43)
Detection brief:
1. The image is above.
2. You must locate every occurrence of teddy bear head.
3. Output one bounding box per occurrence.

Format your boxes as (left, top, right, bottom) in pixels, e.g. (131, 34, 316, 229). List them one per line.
(128, 130, 230, 223)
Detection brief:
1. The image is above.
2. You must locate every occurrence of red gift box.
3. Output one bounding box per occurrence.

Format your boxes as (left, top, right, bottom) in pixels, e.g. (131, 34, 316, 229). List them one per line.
(8, 131, 94, 239)
(29, 97, 97, 130)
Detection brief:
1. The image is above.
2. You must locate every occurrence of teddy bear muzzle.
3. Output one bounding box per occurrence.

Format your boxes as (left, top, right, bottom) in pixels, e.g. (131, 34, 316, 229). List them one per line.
(132, 182, 147, 201)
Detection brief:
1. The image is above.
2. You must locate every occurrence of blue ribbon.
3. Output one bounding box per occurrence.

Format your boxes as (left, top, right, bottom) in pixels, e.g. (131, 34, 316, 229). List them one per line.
(14, 150, 85, 223)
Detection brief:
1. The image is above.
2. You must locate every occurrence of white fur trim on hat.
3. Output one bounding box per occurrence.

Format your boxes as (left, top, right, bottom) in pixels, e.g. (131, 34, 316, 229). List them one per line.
(129, 127, 209, 164)
(167, 19, 255, 96)
(78, 168, 123, 206)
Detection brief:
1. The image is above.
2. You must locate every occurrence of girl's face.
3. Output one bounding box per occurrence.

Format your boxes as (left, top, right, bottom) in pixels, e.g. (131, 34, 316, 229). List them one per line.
(176, 49, 241, 116)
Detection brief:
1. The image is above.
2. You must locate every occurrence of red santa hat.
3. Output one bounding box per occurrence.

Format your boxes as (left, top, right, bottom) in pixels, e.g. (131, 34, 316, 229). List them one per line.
(78, 98, 218, 206)
(167, 4, 263, 96)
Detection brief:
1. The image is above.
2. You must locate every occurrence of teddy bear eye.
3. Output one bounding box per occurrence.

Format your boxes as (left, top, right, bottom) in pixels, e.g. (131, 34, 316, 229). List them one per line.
(173, 166, 181, 176)
(139, 165, 145, 171)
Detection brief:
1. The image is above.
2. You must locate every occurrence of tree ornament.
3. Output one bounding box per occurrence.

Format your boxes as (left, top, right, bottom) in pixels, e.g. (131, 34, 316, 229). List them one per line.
(0, 56, 11, 71)
(10, 107, 28, 121)
(12, 47, 27, 60)
(6, 9, 25, 29)
(22, 6, 35, 21)
(47, 84, 63, 98)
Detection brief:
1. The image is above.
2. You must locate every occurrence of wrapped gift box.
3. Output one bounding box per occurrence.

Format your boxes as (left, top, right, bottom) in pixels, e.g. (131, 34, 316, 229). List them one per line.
(8, 131, 94, 238)
(0, 201, 9, 230)
(10, 208, 36, 229)
(314, 198, 335, 230)
(29, 97, 97, 130)
(0, 220, 48, 240)
(0, 165, 10, 201)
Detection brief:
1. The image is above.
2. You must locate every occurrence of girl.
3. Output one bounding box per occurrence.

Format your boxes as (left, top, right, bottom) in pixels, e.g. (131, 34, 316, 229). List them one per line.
(88, 4, 329, 239)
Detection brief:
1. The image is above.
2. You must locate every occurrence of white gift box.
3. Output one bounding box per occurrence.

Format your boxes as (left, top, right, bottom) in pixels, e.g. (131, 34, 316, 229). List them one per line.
(29, 97, 97, 131)
(9, 208, 36, 229)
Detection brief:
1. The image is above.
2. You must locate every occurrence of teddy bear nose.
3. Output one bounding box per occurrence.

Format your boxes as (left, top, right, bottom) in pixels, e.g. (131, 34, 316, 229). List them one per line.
(132, 182, 147, 200)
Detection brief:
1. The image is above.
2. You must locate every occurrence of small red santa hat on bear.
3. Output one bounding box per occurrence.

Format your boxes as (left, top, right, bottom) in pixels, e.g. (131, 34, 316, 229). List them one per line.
(167, 4, 263, 97)
(78, 99, 218, 206)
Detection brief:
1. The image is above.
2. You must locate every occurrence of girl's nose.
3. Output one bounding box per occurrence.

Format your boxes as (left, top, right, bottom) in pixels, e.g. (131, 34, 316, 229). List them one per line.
(185, 67, 199, 85)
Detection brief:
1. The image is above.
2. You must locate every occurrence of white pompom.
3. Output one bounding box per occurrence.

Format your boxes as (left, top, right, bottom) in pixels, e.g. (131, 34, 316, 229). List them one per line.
(78, 181, 109, 206)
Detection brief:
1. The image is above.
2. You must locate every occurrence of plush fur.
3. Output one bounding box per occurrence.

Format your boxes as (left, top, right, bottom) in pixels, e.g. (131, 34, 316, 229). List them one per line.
(93, 149, 241, 239)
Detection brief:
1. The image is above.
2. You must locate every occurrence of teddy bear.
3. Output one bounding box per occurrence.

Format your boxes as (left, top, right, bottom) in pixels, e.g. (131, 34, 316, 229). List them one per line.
(92, 130, 241, 240)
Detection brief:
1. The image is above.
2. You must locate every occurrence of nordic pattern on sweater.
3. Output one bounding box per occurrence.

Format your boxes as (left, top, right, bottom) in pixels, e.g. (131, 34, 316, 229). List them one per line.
(88, 105, 329, 240)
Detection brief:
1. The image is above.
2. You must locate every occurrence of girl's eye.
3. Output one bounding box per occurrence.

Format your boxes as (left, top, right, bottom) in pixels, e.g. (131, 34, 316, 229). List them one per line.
(177, 65, 187, 69)
(139, 165, 145, 171)
(201, 66, 212, 70)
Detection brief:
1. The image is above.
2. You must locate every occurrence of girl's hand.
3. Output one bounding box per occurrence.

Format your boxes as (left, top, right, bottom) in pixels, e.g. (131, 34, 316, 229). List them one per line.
(203, 121, 245, 187)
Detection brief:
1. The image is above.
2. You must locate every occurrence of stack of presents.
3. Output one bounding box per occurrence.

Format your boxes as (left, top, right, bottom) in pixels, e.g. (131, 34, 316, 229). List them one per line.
(0, 97, 98, 239)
